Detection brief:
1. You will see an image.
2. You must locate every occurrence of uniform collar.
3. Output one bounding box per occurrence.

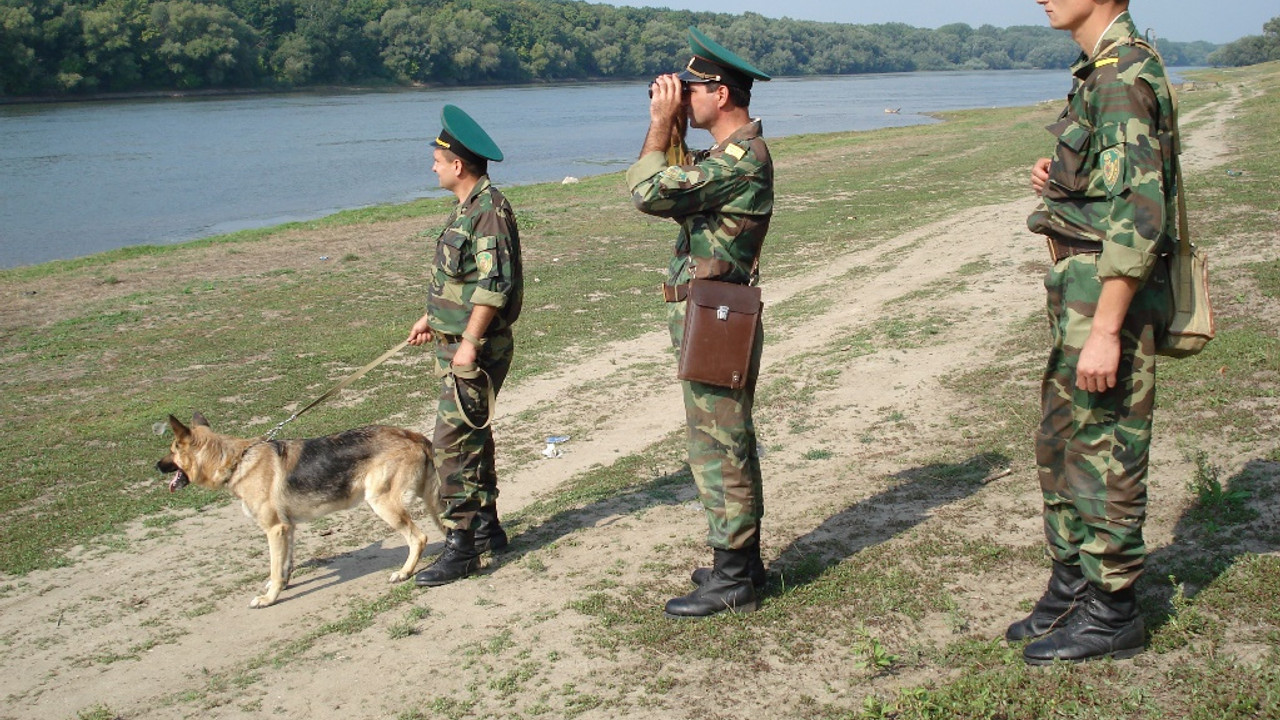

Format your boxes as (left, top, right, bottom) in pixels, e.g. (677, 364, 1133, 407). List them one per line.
(1071, 11, 1138, 78)
(715, 119, 764, 151)
(461, 175, 492, 206)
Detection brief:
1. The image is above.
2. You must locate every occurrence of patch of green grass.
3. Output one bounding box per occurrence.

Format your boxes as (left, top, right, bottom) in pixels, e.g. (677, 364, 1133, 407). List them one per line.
(141, 513, 183, 529)
(1183, 449, 1258, 531)
(873, 313, 948, 348)
(75, 705, 121, 720)
(1158, 321, 1280, 441)
(317, 583, 415, 636)
(849, 625, 899, 674)
(858, 661, 1157, 720)
(1249, 258, 1280, 298)
(386, 620, 420, 639)
(1195, 554, 1280, 631)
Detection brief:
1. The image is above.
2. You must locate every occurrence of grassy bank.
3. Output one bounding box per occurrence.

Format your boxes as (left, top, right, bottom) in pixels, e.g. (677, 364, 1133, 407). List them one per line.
(0, 95, 1053, 575)
(2, 61, 1279, 720)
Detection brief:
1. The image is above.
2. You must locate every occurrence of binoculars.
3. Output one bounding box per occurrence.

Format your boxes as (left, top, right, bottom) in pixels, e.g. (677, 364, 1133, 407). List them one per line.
(649, 80, 691, 98)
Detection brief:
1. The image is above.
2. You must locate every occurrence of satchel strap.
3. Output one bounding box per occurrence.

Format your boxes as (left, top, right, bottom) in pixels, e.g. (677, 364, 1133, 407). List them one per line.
(1167, 81, 1194, 260)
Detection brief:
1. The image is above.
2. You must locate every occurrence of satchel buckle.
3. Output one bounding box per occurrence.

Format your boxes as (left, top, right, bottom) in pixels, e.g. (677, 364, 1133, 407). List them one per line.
(716, 305, 730, 321)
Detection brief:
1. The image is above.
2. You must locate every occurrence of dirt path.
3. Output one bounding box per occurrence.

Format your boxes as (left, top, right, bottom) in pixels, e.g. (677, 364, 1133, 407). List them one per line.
(0, 87, 1246, 720)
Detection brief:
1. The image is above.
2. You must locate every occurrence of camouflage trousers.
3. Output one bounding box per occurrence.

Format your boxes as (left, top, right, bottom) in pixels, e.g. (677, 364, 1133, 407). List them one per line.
(430, 329, 513, 529)
(1036, 254, 1169, 592)
(668, 300, 765, 550)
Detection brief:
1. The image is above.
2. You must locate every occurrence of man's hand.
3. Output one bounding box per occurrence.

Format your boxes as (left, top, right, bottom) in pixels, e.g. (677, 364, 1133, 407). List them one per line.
(452, 338, 479, 368)
(1075, 276, 1140, 393)
(641, 74, 685, 157)
(648, 74, 685, 126)
(1076, 329, 1122, 393)
(407, 315, 433, 346)
(1031, 157, 1051, 196)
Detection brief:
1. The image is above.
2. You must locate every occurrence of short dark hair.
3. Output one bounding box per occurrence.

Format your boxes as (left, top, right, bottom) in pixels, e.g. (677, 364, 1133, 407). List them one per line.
(443, 149, 488, 178)
(706, 82, 751, 110)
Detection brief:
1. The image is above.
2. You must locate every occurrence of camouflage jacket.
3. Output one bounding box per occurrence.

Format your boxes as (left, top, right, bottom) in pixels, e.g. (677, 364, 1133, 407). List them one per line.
(1027, 12, 1179, 281)
(426, 176, 523, 335)
(627, 119, 774, 286)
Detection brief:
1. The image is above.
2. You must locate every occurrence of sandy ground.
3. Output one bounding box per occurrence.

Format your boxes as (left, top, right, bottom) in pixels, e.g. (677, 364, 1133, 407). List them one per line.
(0, 84, 1259, 720)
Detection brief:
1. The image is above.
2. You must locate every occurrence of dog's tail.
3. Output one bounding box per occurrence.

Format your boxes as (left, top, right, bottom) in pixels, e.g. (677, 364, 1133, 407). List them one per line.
(408, 434, 445, 535)
(421, 463, 445, 535)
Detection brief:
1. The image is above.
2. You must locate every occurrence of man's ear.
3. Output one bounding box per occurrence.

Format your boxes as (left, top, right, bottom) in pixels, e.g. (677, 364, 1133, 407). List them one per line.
(714, 84, 731, 110)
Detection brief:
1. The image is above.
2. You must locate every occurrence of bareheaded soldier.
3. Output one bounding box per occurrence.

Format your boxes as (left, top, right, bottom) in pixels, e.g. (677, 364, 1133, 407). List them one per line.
(1011, 0, 1180, 663)
(628, 27, 773, 618)
(409, 105, 522, 586)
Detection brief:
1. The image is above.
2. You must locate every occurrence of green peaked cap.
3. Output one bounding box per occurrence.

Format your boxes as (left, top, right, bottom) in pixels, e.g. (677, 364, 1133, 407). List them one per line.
(433, 104, 503, 163)
(678, 26, 771, 90)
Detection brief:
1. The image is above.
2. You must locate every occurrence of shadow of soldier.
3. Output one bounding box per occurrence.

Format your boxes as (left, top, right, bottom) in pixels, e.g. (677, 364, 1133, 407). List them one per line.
(497, 462, 699, 561)
(765, 451, 1010, 592)
(1142, 456, 1280, 642)
(498, 451, 1009, 584)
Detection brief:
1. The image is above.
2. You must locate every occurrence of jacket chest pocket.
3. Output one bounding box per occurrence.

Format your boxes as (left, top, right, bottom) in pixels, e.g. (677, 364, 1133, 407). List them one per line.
(1046, 117, 1127, 198)
(1046, 117, 1093, 194)
(435, 229, 471, 279)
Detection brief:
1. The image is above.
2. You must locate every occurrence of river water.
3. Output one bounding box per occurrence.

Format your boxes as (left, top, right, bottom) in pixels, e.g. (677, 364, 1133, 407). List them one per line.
(0, 69, 1131, 269)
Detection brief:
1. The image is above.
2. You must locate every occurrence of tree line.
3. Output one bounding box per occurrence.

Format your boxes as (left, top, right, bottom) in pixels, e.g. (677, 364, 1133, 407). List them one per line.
(0, 0, 1223, 98)
(1206, 17, 1280, 67)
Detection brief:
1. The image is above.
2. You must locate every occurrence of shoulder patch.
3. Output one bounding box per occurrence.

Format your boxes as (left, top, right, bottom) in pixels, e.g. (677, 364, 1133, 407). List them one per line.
(476, 251, 496, 275)
(724, 144, 746, 161)
(1100, 146, 1124, 195)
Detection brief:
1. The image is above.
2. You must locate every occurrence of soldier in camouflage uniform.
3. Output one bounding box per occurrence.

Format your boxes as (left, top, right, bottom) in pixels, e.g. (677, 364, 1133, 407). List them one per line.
(409, 105, 523, 587)
(627, 27, 773, 618)
(1009, 0, 1178, 663)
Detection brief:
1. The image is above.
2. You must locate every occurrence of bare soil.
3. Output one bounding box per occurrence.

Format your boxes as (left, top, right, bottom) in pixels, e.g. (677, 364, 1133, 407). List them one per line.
(0, 85, 1267, 720)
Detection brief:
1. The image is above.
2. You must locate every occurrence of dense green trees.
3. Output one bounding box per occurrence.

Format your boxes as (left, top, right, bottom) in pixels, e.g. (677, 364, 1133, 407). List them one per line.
(0, 0, 1221, 98)
(1208, 17, 1280, 67)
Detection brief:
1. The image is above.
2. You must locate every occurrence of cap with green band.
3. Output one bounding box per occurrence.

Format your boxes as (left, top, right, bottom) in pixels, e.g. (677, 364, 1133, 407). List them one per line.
(676, 26, 771, 90)
(433, 104, 504, 164)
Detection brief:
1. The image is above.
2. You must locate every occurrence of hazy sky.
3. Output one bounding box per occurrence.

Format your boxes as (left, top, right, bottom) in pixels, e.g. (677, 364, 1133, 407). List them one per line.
(593, 1, 1276, 44)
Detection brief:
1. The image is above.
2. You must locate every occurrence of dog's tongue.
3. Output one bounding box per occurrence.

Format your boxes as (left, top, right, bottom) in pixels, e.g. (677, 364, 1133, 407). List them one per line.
(169, 471, 189, 493)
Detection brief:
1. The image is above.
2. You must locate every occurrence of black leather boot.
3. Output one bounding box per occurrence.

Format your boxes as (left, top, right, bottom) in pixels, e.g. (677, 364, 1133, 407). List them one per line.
(1023, 585, 1145, 664)
(1005, 560, 1087, 642)
(665, 548, 760, 618)
(473, 505, 509, 553)
(414, 528, 479, 587)
(690, 541, 766, 590)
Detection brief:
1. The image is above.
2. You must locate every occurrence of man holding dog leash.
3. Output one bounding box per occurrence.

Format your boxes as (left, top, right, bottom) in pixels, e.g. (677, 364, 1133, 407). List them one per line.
(408, 105, 523, 587)
(627, 27, 773, 618)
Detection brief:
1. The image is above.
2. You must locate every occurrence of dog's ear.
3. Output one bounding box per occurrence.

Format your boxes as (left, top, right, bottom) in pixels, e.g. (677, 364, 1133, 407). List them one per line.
(191, 412, 210, 428)
(168, 414, 192, 441)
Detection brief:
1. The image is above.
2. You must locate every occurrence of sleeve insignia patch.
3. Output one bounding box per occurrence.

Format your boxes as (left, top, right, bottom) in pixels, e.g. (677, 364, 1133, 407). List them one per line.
(476, 251, 495, 275)
(1100, 147, 1124, 195)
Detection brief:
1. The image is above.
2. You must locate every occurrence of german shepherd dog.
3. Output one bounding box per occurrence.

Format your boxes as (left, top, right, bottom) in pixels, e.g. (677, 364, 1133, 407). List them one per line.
(157, 413, 442, 608)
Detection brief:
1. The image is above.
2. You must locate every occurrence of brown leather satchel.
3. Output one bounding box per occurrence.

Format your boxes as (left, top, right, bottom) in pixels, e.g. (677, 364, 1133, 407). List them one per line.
(677, 279, 762, 389)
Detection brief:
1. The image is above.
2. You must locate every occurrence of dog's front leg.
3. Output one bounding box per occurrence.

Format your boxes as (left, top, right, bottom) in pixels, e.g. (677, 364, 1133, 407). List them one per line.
(252, 523, 293, 608)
